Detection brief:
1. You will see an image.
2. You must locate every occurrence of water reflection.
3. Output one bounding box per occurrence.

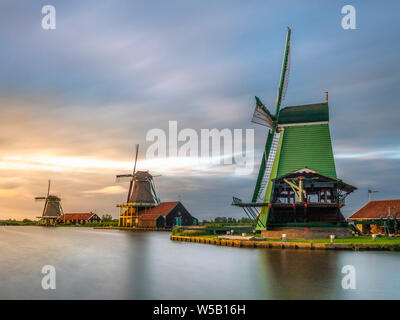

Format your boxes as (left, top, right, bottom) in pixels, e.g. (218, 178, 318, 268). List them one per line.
(0, 227, 399, 299)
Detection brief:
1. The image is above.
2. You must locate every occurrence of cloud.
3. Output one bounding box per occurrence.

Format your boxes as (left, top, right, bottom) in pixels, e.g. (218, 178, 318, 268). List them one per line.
(83, 186, 126, 195)
(336, 149, 400, 160)
(0, 0, 400, 221)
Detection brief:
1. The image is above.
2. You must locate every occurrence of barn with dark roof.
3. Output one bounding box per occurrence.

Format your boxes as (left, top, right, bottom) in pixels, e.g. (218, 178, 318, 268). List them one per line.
(138, 201, 197, 229)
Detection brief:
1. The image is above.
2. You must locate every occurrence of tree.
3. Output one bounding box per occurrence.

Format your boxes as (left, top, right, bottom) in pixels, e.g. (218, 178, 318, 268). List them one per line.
(214, 217, 227, 223)
(101, 214, 113, 222)
(239, 217, 252, 223)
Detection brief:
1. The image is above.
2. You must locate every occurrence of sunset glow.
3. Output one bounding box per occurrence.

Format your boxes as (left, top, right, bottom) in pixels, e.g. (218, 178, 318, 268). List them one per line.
(0, 1, 399, 222)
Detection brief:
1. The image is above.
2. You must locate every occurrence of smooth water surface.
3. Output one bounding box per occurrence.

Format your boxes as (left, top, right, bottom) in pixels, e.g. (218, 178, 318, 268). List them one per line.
(0, 226, 399, 299)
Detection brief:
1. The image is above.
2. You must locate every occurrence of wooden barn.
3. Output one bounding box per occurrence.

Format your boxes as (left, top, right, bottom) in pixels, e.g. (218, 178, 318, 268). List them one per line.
(139, 213, 166, 229)
(57, 212, 102, 225)
(138, 201, 197, 229)
(348, 199, 400, 235)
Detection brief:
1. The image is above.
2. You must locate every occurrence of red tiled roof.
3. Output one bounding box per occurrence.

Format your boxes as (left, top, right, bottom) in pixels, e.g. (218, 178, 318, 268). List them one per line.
(139, 202, 179, 221)
(348, 199, 400, 220)
(57, 213, 95, 221)
(140, 213, 164, 221)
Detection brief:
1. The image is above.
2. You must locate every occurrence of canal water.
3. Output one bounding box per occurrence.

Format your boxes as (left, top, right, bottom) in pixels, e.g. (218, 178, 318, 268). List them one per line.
(0, 226, 399, 299)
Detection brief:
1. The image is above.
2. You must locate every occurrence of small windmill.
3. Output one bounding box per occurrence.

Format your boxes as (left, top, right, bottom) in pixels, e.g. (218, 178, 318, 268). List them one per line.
(116, 144, 160, 204)
(35, 180, 64, 225)
(116, 145, 161, 227)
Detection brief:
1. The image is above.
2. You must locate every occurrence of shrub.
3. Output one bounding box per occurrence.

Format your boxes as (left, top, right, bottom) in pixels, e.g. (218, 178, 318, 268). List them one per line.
(172, 226, 183, 235)
(172, 227, 212, 237)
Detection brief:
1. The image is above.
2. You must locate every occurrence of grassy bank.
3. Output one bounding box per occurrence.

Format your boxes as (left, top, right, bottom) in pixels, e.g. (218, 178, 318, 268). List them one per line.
(78, 221, 118, 227)
(310, 236, 400, 245)
(0, 219, 38, 226)
(171, 234, 400, 251)
(172, 227, 400, 246)
(0, 220, 118, 227)
(172, 226, 256, 237)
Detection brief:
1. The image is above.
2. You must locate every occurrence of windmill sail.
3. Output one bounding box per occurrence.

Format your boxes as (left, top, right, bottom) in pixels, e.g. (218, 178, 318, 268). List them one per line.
(255, 130, 281, 201)
(274, 27, 291, 117)
(116, 174, 134, 182)
(251, 97, 274, 129)
(127, 144, 139, 202)
(280, 40, 290, 103)
(252, 27, 291, 203)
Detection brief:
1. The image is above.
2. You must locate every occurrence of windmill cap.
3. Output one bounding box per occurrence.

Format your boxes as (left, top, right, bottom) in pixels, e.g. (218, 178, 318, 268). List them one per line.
(47, 195, 61, 201)
(135, 171, 153, 180)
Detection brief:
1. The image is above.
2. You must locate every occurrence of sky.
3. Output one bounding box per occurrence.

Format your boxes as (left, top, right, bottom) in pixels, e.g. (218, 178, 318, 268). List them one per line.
(0, 0, 400, 220)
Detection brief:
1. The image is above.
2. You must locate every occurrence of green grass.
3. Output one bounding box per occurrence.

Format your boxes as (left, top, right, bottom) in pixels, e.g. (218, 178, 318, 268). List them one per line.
(81, 221, 118, 227)
(310, 236, 400, 245)
(0, 220, 38, 226)
(173, 232, 400, 246)
(204, 222, 253, 228)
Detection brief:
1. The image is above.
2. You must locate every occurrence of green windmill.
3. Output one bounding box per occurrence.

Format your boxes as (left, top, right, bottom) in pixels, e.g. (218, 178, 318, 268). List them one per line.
(233, 28, 357, 239)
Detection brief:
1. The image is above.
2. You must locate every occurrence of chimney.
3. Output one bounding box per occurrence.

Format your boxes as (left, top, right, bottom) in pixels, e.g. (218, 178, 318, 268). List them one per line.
(324, 91, 328, 103)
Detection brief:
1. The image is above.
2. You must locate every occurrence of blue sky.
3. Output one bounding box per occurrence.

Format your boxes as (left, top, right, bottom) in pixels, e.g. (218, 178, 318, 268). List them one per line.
(0, 1, 399, 219)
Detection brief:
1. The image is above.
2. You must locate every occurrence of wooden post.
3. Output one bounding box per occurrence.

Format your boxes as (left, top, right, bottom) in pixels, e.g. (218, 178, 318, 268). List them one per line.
(304, 204, 308, 222)
(293, 205, 297, 222)
(299, 178, 303, 202)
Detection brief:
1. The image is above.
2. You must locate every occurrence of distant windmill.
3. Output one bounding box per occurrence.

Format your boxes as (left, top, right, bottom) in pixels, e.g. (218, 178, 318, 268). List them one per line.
(115, 144, 161, 227)
(35, 180, 64, 225)
(368, 189, 379, 201)
(116, 144, 160, 204)
(115, 144, 160, 204)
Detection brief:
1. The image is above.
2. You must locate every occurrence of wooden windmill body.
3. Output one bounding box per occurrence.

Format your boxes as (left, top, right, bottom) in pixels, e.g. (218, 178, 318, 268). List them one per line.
(116, 145, 160, 227)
